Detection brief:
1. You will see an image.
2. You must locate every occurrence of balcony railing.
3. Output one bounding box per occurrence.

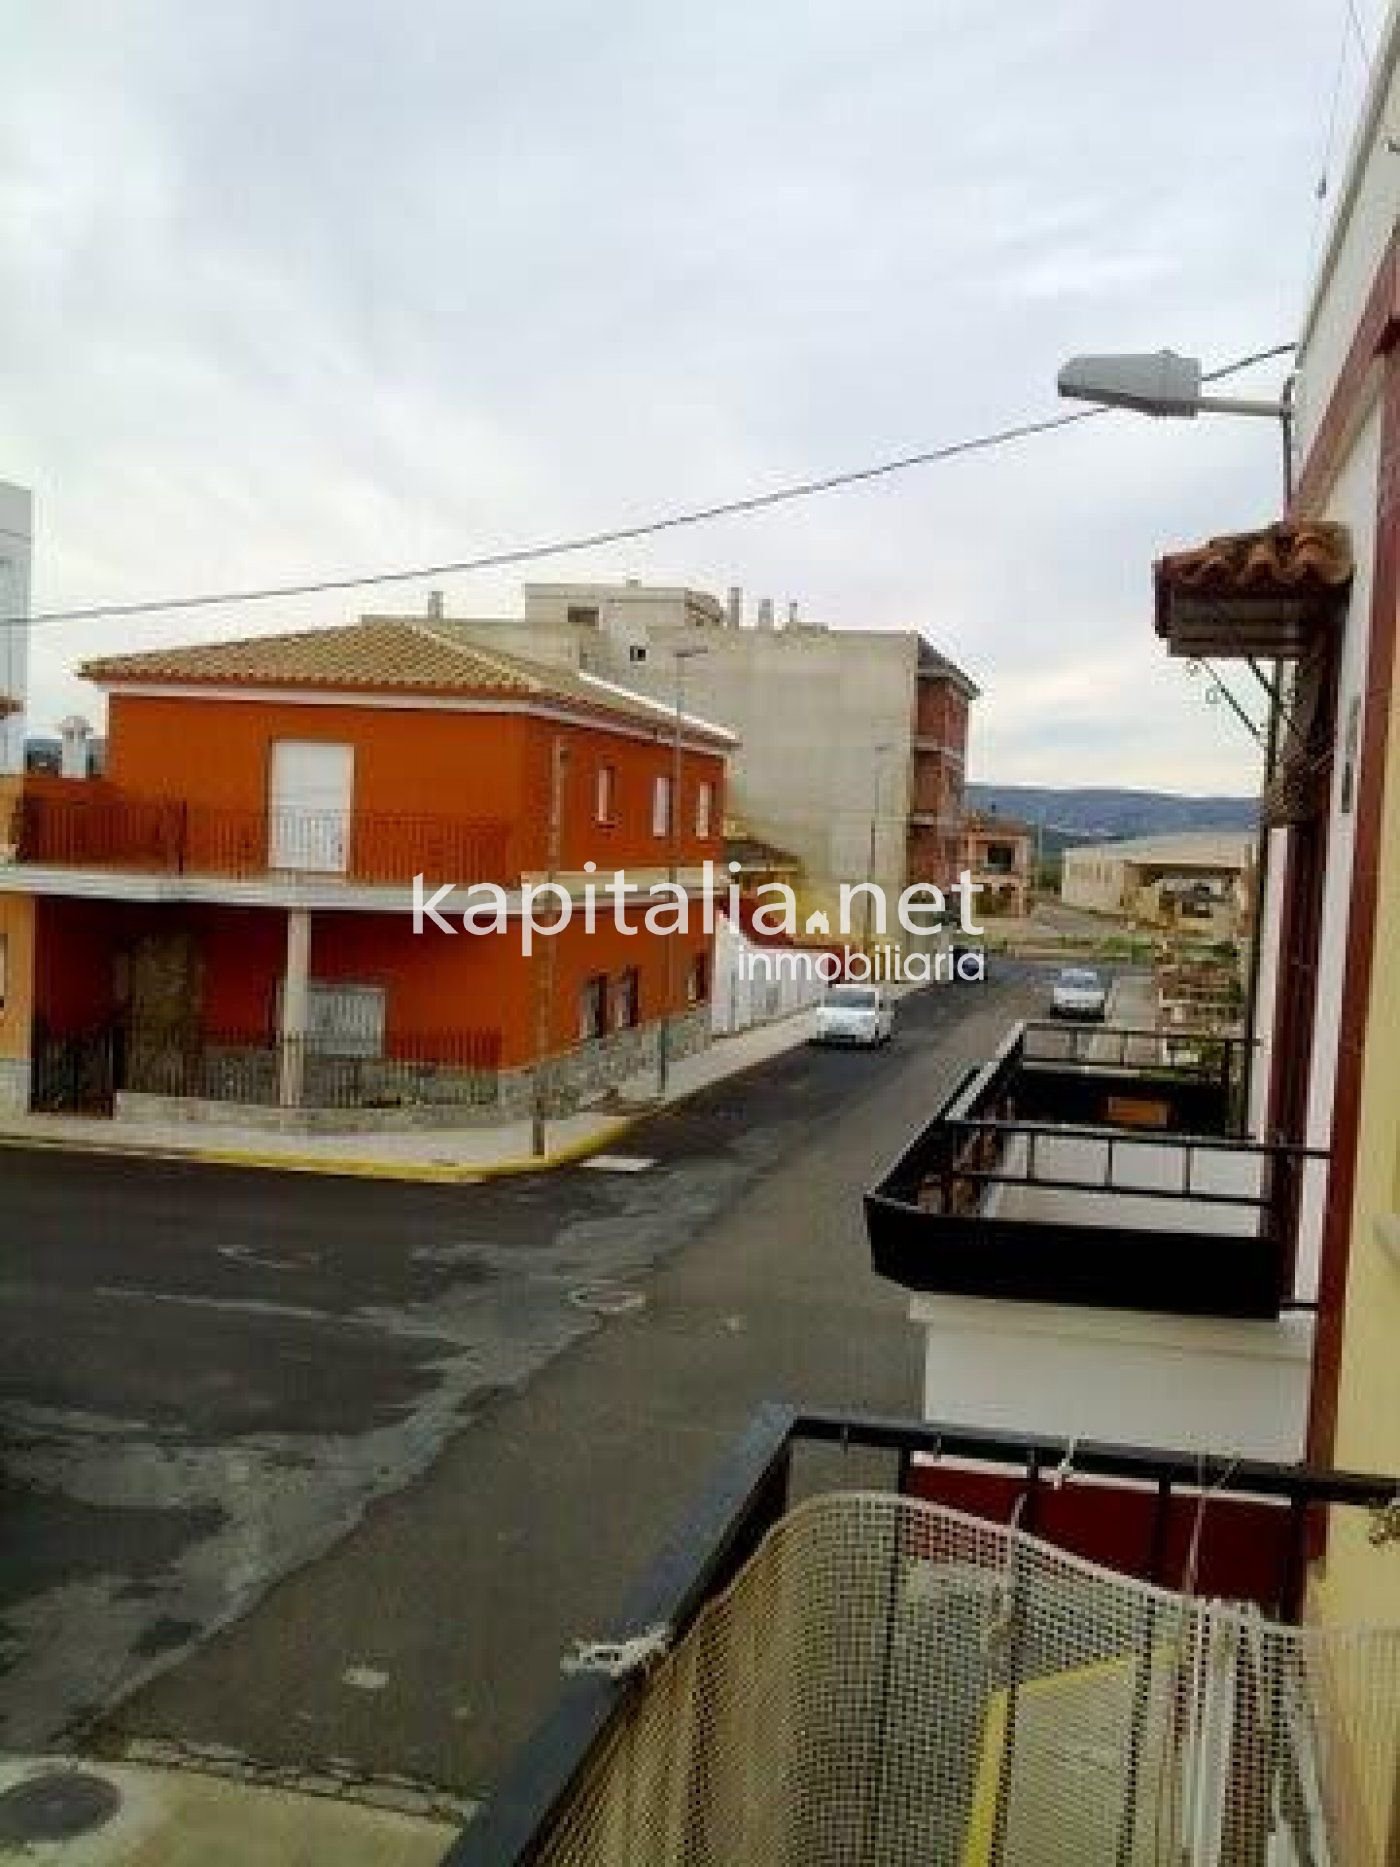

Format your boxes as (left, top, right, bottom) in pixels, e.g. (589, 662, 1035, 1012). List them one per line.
(11, 790, 511, 887)
(446, 1406, 1400, 1867)
(865, 1021, 1322, 1318)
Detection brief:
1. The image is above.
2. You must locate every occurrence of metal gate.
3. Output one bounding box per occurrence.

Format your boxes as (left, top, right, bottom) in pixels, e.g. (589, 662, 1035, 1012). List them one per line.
(29, 1025, 120, 1114)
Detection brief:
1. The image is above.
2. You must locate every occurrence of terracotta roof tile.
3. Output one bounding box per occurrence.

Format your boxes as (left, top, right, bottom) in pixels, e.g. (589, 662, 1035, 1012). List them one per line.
(79, 620, 736, 745)
(1155, 521, 1352, 608)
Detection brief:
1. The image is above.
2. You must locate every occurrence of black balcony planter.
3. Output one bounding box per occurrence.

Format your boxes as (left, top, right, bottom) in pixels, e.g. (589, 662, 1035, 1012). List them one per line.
(864, 1191, 1282, 1319)
(865, 1021, 1299, 1321)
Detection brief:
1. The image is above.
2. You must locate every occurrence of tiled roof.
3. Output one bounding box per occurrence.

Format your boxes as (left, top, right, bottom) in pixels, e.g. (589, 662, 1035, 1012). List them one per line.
(1155, 522, 1352, 609)
(79, 620, 736, 744)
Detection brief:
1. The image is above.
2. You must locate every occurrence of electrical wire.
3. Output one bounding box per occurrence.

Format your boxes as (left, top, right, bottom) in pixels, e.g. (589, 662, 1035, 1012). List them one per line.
(4, 341, 1296, 633)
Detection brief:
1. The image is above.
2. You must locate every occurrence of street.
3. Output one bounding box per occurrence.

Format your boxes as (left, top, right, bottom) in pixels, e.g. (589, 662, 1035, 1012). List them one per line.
(0, 966, 1045, 1798)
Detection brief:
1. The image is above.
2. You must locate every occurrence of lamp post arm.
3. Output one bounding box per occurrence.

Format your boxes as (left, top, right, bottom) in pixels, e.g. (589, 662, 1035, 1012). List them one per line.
(1194, 393, 1289, 419)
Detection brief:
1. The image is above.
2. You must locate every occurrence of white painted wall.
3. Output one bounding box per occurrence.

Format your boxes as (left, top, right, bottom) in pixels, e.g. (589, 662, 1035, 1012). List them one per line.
(1294, 24, 1400, 460)
(710, 913, 826, 1035)
(911, 1293, 1314, 1461)
(0, 482, 32, 774)
(1248, 823, 1289, 1137)
(1293, 401, 1383, 1297)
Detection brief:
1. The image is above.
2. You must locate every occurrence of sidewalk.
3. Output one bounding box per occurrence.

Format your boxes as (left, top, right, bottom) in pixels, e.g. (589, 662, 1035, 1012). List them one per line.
(0, 1005, 831, 1183)
(0, 1754, 458, 1864)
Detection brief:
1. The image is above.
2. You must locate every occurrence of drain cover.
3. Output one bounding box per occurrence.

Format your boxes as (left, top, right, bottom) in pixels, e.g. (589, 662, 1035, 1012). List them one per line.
(0, 1770, 122, 1842)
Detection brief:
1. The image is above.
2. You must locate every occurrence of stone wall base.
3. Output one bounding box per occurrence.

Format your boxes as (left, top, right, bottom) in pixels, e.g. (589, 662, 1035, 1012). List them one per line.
(0, 1056, 31, 1115)
(111, 1011, 713, 1133)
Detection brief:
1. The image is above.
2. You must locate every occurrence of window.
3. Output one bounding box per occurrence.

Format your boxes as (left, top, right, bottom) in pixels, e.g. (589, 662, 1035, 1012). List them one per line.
(613, 967, 640, 1030)
(687, 949, 710, 1006)
(695, 780, 713, 839)
(628, 643, 648, 663)
(652, 773, 673, 837)
(268, 740, 354, 873)
(303, 982, 386, 1058)
(578, 973, 608, 1042)
(595, 764, 616, 825)
(566, 605, 599, 628)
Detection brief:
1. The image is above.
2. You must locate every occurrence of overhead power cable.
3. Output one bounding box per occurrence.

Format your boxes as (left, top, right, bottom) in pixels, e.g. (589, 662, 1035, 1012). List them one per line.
(7, 340, 1295, 632)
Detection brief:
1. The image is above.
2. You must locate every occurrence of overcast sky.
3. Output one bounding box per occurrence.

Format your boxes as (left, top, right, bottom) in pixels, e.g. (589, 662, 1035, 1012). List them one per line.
(2, 0, 1385, 792)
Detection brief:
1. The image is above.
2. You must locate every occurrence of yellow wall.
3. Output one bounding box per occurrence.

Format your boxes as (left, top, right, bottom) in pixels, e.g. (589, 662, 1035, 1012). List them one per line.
(1311, 675, 1400, 1628)
(0, 891, 35, 1061)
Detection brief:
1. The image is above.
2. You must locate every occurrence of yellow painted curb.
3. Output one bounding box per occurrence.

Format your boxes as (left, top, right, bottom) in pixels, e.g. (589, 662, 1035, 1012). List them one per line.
(0, 1114, 638, 1185)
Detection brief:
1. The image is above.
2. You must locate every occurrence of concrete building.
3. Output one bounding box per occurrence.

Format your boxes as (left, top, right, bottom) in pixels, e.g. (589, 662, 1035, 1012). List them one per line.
(394, 581, 979, 927)
(0, 481, 32, 775)
(958, 809, 1032, 916)
(1060, 828, 1255, 935)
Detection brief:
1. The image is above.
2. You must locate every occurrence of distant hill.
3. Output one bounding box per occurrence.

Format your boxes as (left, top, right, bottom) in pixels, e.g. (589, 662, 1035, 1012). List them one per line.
(968, 785, 1256, 858)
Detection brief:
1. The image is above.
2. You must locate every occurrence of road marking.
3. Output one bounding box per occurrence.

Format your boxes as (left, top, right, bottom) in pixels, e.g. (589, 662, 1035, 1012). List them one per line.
(580, 1154, 655, 1173)
(341, 1666, 390, 1691)
(569, 1284, 647, 1316)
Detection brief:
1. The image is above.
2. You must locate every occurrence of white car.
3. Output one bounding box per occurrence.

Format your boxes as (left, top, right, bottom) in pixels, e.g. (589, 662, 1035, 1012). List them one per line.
(812, 985, 894, 1047)
(1050, 966, 1108, 1021)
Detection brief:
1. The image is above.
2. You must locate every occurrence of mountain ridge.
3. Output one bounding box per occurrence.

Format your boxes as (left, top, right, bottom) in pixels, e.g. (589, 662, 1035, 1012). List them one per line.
(967, 783, 1256, 847)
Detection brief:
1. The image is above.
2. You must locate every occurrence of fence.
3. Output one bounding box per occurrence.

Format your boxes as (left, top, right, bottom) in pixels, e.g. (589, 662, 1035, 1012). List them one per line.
(14, 790, 510, 887)
(34, 1025, 507, 1115)
(447, 1407, 1400, 1867)
(864, 1022, 1320, 1317)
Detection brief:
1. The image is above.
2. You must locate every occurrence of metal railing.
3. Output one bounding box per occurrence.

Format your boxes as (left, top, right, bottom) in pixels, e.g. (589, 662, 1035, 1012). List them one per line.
(443, 1404, 1400, 1867)
(1018, 1017, 1248, 1091)
(32, 1024, 505, 1114)
(865, 1022, 1322, 1316)
(12, 790, 510, 886)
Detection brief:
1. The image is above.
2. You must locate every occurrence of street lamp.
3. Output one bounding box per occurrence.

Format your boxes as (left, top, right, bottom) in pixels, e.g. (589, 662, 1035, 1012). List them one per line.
(1055, 346, 1295, 1118)
(656, 644, 708, 1100)
(1056, 350, 1293, 500)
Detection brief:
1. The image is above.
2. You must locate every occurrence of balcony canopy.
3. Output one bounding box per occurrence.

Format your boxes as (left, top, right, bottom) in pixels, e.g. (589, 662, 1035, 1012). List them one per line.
(1154, 520, 1352, 659)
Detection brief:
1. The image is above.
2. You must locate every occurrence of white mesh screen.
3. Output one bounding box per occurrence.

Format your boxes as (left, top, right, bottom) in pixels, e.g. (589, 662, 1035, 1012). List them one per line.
(532, 1491, 1400, 1866)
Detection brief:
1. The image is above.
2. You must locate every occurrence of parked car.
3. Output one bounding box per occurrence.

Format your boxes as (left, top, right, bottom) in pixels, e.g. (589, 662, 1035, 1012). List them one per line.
(811, 984, 894, 1047)
(1050, 966, 1108, 1020)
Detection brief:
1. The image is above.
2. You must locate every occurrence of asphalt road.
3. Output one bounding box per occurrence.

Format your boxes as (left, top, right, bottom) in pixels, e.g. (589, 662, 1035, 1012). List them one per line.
(0, 965, 1048, 1793)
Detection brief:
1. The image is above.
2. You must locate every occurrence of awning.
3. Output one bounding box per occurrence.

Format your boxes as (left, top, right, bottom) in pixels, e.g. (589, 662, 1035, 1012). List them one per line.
(1154, 520, 1352, 658)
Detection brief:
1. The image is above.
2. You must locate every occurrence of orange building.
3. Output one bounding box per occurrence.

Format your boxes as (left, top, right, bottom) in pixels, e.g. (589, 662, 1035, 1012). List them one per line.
(0, 620, 733, 1125)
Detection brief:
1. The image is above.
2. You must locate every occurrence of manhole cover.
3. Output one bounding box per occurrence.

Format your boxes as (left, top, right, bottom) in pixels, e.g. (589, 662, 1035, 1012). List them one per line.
(0, 1770, 122, 1842)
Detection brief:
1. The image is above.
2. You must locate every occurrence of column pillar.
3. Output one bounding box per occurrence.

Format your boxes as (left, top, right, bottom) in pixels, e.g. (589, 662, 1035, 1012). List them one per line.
(278, 907, 311, 1108)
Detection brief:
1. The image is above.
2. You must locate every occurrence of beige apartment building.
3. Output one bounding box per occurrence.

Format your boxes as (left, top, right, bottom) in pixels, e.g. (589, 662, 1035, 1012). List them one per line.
(386, 581, 979, 927)
(1060, 829, 1256, 937)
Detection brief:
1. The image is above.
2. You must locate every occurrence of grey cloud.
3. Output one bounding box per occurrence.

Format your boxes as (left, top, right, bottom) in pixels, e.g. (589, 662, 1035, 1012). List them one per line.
(0, 0, 1383, 787)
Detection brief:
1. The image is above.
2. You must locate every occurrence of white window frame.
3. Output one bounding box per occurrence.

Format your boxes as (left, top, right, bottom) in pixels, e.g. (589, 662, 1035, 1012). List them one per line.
(652, 773, 672, 838)
(595, 764, 616, 825)
(696, 780, 713, 839)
